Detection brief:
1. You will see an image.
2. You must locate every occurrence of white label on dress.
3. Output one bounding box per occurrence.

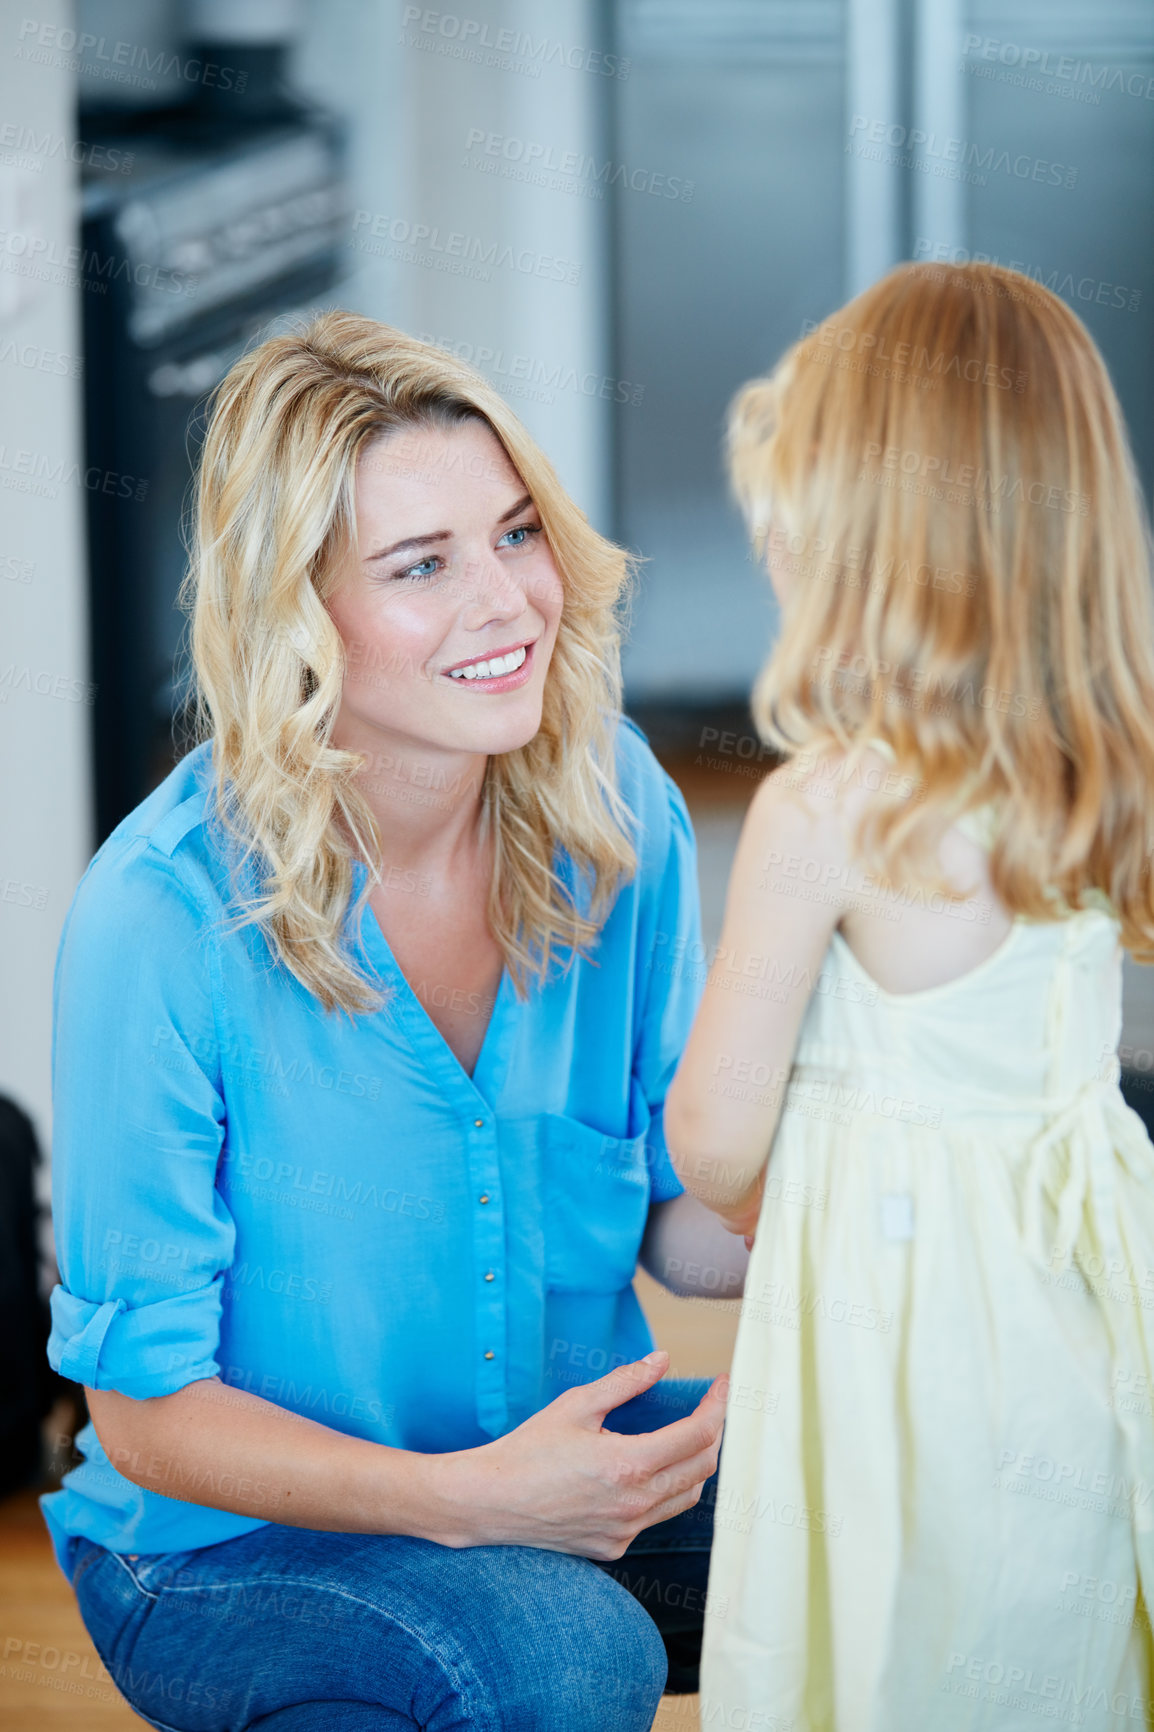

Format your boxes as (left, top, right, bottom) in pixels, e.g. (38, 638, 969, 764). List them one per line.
(880, 1193, 915, 1240)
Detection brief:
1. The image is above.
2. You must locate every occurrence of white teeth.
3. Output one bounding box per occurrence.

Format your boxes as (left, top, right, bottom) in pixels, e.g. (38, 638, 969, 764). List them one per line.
(448, 645, 528, 681)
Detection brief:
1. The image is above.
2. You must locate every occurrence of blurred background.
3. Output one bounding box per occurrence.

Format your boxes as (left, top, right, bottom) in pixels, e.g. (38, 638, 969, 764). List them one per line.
(2, 0, 1154, 1722)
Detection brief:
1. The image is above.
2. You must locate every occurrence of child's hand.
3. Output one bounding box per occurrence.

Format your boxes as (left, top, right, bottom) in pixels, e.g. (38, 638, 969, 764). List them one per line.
(715, 1174, 764, 1244)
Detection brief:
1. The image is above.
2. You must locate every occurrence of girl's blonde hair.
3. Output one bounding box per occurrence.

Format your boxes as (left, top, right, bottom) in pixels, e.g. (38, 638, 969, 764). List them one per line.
(729, 260, 1154, 958)
(182, 309, 638, 1014)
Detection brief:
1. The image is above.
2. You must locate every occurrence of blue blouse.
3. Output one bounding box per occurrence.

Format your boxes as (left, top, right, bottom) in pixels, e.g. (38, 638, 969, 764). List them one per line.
(41, 715, 704, 1575)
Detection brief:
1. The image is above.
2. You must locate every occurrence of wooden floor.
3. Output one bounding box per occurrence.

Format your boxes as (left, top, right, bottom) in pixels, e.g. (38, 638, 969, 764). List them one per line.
(0, 752, 752, 1731)
(0, 1496, 134, 1731)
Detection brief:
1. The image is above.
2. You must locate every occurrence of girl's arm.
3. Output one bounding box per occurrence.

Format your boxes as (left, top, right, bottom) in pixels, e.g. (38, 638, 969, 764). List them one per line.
(664, 762, 852, 1234)
(639, 1192, 750, 1297)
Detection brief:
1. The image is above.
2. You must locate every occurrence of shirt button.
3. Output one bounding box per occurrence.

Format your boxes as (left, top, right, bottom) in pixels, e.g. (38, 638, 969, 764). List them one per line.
(474, 1117, 484, 1128)
(479, 1193, 491, 1205)
(484, 1270, 495, 1282)
(483, 1350, 495, 1360)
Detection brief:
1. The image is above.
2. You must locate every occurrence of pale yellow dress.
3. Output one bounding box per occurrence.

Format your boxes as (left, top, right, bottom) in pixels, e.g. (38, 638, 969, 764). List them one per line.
(700, 815, 1154, 1731)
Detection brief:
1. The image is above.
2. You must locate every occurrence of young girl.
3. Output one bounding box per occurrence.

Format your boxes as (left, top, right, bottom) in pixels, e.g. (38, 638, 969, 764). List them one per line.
(665, 261, 1154, 1731)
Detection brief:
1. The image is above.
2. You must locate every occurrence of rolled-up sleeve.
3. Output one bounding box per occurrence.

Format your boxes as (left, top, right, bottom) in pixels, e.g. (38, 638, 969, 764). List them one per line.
(634, 771, 706, 1204)
(48, 840, 234, 1401)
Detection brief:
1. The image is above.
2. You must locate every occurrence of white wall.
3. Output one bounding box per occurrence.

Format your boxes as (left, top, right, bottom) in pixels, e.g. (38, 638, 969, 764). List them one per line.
(293, 0, 612, 528)
(0, 2, 91, 1165)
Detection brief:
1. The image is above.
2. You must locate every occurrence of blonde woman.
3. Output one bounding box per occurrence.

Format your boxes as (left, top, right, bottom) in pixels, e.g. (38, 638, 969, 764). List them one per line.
(41, 313, 743, 1731)
(666, 262, 1154, 1730)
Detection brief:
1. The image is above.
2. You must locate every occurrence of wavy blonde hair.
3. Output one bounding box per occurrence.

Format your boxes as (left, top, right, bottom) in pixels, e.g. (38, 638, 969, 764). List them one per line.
(729, 260, 1154, 957)
(181, 310, 638, 1014)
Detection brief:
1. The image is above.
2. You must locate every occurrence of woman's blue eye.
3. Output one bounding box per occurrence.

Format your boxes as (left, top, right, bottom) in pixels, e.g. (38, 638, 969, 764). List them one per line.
(393, 525, 538, 579)
(402, 557, 440, 581)
(499, 523, 541, 549)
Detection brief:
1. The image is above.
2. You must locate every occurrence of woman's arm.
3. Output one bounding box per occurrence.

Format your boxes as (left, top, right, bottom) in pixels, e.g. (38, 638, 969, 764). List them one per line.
(85, 1352, 727, 1561)
(664, 763, 852, 1229)
(638, 1193, 749, 1297)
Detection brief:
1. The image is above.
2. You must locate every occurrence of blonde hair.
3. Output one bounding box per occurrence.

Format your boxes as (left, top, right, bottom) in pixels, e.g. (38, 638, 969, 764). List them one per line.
(182, 310, 638, 1014)
(729, 260, 1154, 958)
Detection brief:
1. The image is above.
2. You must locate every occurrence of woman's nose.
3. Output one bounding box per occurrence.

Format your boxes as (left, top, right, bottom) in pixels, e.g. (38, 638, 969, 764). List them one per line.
(458, 549, 528, 620)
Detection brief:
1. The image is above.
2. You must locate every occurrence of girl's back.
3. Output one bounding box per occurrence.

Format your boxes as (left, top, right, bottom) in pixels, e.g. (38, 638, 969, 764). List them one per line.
(704, 828, 1154, 1731)
(804, 769, 1119, 1123)
(668, 258, 1154, 1731)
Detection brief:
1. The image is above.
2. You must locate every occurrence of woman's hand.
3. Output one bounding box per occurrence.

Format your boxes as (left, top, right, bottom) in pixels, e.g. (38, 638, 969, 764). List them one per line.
(427, 1350, 727, 1560)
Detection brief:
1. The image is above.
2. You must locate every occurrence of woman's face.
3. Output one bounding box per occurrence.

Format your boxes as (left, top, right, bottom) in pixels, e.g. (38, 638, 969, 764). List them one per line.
(326, 417, 565, 763)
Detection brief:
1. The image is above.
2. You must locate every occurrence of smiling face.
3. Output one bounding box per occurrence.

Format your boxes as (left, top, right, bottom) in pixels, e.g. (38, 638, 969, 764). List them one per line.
(325, 416, 565, 766)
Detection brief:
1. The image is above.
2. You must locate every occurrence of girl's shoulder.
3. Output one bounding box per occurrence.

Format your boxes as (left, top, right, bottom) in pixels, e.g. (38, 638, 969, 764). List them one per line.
(772, 738, 989, 850)
(725, 748, 860, 905)
(756, 742, 899, 844)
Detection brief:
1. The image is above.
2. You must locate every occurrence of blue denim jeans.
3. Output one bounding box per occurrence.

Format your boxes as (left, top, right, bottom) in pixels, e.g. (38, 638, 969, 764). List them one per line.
(69, 1379, 717, 1731)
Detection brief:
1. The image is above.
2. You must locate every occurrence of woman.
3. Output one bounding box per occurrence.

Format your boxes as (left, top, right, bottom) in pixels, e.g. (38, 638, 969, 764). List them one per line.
(42, 312, 747, 1731)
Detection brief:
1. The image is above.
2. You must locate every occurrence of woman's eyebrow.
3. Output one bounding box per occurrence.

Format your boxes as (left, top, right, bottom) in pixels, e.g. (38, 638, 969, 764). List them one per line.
(366, 494, 535, 562)
(498, 492, 534, 524)
(366, 528, 451, 562)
